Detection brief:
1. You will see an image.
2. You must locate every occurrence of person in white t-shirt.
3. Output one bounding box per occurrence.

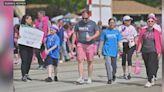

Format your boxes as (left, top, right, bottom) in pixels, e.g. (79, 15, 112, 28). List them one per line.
(118, 15, 138, 80)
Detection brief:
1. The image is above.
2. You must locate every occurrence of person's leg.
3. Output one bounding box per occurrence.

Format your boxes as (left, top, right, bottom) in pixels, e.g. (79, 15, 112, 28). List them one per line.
(86, 44, 96, 84)
(54, 65, 58, 81)
(26, 49, 33, 75)
(142, 52, 153, 87)
(35, 48, 44, 67)
(148, 52, 158, 84)
(19, 46, 28, 81)
(111, 56, 117, 81)
(44, 64, 53, 82)
(127, 46, 135, 79)
(154, 52, 159, 80)
(53, 58, 58, 77)
(62, 41, 70, 61)
(76, 43, 85, 83)
(59, 45, 64, 63)
(48, 65, 53, 78)
(87, 61, 93, 79)
(104, 56, 113, 84)
(122, 42, 128, 78)
(142, 53, 149, 79)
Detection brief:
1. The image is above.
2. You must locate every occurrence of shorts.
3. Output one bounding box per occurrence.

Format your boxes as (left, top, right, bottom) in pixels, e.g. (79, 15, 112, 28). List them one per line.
(76, 43, 95, 62)
(45, 55, 58, 67)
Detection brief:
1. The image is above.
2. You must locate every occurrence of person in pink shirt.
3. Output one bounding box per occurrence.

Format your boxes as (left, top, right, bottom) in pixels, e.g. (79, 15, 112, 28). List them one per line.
(136, 15, 162, 88)
(62, 23, 70, 61)
(35, 11, 50, 69)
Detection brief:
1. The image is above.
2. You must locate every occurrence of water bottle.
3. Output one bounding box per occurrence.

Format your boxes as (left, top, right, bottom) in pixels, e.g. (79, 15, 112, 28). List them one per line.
(86, 32, 90, 41)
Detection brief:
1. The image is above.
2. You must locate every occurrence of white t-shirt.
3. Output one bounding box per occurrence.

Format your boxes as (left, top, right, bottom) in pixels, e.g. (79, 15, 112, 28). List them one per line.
(118, 25, 137, 42)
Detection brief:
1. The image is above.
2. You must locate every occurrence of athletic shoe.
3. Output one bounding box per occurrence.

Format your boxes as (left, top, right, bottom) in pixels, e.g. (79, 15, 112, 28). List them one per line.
(54, 76, 58, 81)
(145, 82, 152, 88)
(45, 77, 53, 82)
(86, 78, 92, 84)
(107, 80, 112, 84)
(59, 60, 63, 63)
(22, 76, 27, 82)
(76, 77, 84, 84)
(25, 74, 32, 81)
(127, 74, 131, 80)
(113, 75, 116, 81)
(123, 74, 128, 80)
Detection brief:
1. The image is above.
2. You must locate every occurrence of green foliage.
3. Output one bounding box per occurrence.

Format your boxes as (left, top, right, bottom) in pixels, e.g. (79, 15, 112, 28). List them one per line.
(26, 0, 87, 18)
(135, 0, 161, 8)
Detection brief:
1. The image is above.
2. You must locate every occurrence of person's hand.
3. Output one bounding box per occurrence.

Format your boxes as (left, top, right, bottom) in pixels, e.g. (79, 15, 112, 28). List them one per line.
(86, 36, 92, 41)
(119, 51, 123, 58)
(136, 50, 140, 58)
(98, 50, 102, 58)
(72, 43, 76, 48)
(158, 53, 161, 59)
(45, 49, 49, 55)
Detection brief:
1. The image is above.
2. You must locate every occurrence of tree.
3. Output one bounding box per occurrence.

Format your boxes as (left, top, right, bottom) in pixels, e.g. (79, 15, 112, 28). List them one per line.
(26, 0, 87, 18)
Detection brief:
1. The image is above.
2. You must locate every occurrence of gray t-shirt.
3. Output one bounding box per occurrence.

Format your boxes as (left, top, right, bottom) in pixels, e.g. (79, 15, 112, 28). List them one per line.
(141, 28, 156, 53)
(75, 20, 99, 44)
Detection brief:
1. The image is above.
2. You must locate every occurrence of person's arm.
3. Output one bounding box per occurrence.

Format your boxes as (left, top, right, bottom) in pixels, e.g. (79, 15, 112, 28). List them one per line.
(133, 27, 138, 44)
(72, 24, 78, 47)
(118, 41, 123, 52)
(98, 29, 105, 57)
(89, 31, 100, 41)
(136, 29, 143, 57)
(47, 45, 57, 52)
(98, 40, 103, 57)
(72, 32, 77, 47)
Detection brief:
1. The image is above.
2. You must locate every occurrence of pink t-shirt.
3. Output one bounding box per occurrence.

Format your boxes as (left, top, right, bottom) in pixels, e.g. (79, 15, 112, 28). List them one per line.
(64, 31, 69, 42)
(64, 30, 74, 42)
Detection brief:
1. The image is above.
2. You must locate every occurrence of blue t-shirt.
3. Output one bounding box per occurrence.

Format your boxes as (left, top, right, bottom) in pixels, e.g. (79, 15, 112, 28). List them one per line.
(100, 28, 122, 57)
(46, 34, 60, 59)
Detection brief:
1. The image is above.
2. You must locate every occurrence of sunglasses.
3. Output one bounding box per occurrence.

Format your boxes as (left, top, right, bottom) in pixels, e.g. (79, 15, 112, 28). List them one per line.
(109, 21, 115, 24)
(82, 18, 88, 20)
(147, 20, 154, 23)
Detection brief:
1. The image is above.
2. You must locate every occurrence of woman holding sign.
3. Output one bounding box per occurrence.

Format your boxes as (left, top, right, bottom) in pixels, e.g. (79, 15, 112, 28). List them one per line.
(18, 14, 33, 82)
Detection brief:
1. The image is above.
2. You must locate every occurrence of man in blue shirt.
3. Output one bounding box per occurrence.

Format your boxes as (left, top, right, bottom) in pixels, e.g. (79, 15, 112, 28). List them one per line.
(99, 18, 122, 84)
(56, 19, 65, 63)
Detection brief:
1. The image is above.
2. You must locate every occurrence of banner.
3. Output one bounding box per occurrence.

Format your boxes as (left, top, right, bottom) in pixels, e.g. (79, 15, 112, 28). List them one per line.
(18, 25, 44, 49)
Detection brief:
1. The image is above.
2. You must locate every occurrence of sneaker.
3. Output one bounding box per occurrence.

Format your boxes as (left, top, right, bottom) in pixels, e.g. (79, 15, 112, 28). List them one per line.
(76, 77, 84, 84)
(54, 76, 58, 81)
(22, 76, 27, 82)
(59, 60, 63, 63)
(154, 77, 158, 81)
(123, 74, 128, 80)
(25, 74, 32, 81)
(145, 82, 152, 88)
(65, 59, 70, 62)
(45, 77, 53, 82)
(127, 74, 131, 80)
(151, 78, 155, 86)
(37, 65, 45, 70)
(112, 75, 116, 81)
(107, 80, 112, 84)
(153, 75, 158, 81)
(86, 78, 92, 84)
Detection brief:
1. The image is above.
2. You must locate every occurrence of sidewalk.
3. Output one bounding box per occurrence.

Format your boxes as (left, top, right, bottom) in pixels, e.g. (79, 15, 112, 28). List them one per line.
(14, 56, 162, 92)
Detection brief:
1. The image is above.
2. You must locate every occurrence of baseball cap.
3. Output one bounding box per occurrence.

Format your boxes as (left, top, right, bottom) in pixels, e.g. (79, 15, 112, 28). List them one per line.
(123, 15, 133, 21)
(148, 13, 158, 22)
(50, 25, 58, 32)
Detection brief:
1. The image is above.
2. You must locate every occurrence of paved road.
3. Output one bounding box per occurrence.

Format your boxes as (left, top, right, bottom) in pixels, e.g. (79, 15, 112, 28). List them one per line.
(14, 56, 162, 92)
